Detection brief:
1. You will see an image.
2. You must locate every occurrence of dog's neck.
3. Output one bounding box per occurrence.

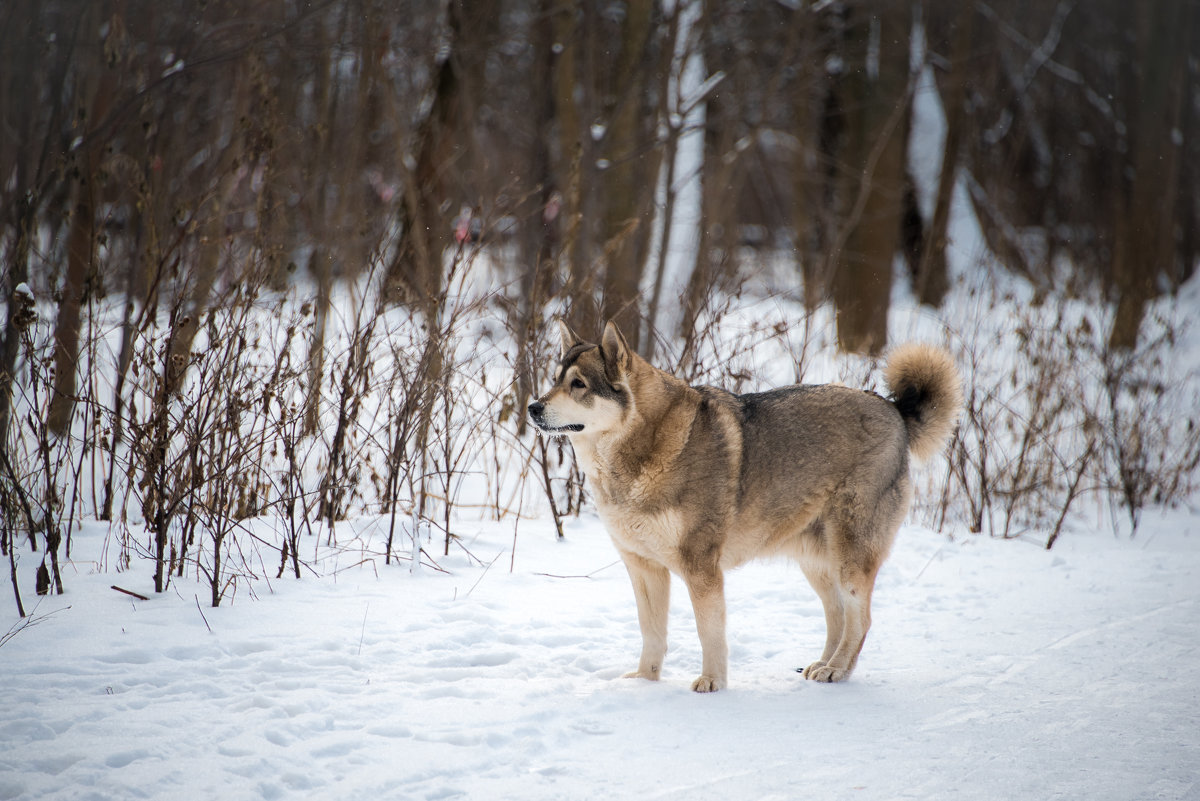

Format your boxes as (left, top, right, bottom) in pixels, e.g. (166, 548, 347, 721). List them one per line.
(571, 361, 697, 503)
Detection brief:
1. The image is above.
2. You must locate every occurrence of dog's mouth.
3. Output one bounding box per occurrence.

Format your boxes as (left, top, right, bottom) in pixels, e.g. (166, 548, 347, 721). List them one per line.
(533, 421, 584, 434)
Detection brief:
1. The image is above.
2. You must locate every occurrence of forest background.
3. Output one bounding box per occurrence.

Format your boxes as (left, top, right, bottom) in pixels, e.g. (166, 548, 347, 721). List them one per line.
(1, 0, 1198, 613)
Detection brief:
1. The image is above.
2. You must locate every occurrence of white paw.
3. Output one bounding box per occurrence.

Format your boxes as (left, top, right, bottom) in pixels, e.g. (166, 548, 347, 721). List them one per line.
(690, 675, 725, 693)
(803, 661, 849, 683)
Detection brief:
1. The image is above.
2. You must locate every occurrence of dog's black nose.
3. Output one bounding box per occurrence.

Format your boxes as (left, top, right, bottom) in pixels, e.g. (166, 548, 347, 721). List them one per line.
(528, 401, 544, 418)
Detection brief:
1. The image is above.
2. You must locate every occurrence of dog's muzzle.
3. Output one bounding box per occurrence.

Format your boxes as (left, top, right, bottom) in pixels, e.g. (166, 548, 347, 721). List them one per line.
(527, 401, 583, 433)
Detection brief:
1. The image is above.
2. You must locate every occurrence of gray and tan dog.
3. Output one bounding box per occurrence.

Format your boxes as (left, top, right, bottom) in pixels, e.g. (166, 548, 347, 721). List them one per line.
(529, 320, 962, 692)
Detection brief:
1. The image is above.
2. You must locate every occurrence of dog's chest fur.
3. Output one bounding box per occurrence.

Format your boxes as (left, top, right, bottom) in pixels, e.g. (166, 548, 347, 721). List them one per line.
(574, 384, 743, 571)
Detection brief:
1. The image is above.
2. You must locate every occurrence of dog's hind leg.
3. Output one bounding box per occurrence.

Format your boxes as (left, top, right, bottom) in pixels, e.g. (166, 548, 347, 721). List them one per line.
(800, 562, 844, 678)
(620, 550, 671, 681)
(804, 565, 877, 683)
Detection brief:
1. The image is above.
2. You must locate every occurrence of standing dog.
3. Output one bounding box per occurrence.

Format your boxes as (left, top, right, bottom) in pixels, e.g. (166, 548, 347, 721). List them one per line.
(528, 320, 962, 692)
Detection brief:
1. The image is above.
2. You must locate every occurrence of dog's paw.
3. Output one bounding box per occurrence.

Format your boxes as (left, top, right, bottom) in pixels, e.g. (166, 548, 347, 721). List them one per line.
(690, 675, 725, 693)
(803, 662, 849, 682)
(621, 670, 660, 681)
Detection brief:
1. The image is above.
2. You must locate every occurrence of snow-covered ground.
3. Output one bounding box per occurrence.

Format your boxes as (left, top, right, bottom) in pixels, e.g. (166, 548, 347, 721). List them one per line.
(3, 507, 1197, 800)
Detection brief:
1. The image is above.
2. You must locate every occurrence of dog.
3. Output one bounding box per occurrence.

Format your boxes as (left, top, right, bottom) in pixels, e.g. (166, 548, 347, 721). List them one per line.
(528, 320, 962, 692)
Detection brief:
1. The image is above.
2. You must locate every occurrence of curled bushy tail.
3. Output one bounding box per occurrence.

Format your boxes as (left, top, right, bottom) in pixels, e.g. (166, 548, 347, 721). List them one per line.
(884, 343, 963, 463)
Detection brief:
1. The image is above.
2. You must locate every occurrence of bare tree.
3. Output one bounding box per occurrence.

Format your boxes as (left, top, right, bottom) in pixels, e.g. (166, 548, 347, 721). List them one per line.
(829, 4, 912, 355)
(1107, 1, 1188, 349)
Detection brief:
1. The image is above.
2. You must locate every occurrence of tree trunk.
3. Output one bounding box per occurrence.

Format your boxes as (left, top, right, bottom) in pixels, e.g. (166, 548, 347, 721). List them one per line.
(388, 0, 494, 308)
(644, 1, 683, 358)
(645, 0, 706, 359)
(302, 248, 332, 437)
(554, 0, 600, 336)
(680, 88, 739, 375)
(914, 0, 971, 308)
(0, 196, 35, 455)
(46, 155, 95, 436)
(512, 0, 560, 436)
(552, 0, 663, 343)
(831, 5, 911, 355)
(597, 0, 662, 353)
(1108, 1, 1186, 350)
(792, 9, 836, 310)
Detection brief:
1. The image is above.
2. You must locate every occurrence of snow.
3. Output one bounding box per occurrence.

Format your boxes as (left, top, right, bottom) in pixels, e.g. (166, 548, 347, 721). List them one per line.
(3, 509, 1198, 800)
(3, 211, 1196, 798)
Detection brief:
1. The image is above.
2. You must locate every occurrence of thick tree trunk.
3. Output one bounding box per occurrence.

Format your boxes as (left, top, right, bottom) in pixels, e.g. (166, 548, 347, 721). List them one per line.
(1108, 2, 1186, 350)
(389, 0, 494, 308)
(554, 1, 600, 336)
(792, 10, 836, 311)
(831, 5, 911, 355)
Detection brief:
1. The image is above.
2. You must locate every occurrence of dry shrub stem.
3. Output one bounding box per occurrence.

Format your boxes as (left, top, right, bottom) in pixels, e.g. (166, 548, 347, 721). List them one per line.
(2, 244, 1198, 614)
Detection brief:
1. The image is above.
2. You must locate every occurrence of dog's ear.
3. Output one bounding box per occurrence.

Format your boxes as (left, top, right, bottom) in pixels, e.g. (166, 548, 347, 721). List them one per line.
(601, 320, 632, 383)
(555, 319, 580, 359)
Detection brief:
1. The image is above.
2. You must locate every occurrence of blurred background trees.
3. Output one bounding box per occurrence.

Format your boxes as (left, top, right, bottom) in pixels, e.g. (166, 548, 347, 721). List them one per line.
(3, 0, 1197, 379)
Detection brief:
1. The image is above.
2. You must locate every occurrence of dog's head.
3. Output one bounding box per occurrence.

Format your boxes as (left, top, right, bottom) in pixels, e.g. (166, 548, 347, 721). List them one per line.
(527, 320, 633, 437)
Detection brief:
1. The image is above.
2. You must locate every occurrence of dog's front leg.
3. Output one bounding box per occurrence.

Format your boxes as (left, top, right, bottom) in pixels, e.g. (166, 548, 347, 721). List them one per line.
(619, 550, 670, 681)
(684, 570, 728, 692)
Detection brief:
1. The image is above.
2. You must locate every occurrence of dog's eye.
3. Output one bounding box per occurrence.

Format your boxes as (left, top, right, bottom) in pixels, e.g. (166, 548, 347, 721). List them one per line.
(571, 378, 586, 390)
